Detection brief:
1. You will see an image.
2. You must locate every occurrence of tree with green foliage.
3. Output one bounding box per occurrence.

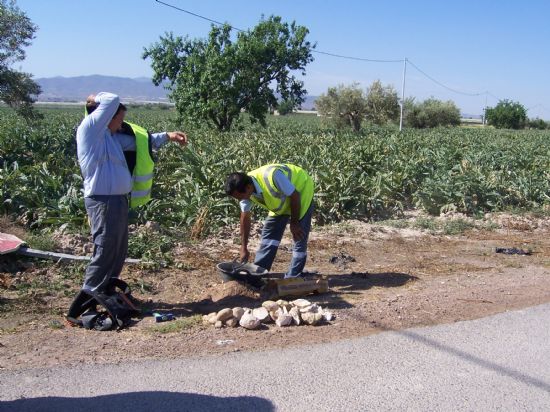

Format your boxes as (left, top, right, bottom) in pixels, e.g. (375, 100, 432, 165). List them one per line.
(143, 16, 314, 131)
(485, 100, 527, 129)
(277, 99, 296, 115)
(527, 118, 548, 130)
(0, 0, 41, 119)
(316, 83, 367, 132)
(365, 80, 400, 125)
(405, 98, 461, 128)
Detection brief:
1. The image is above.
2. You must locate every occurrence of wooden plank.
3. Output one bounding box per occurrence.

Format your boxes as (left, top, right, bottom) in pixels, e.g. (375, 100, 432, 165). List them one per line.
(16, 247, 141, 264)
(276, 277, 329, 297)
(263, 276, 329, 299)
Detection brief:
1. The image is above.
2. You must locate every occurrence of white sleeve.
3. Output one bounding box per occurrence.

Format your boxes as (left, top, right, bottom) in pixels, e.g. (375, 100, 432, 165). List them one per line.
(273, 170, 296, 196)
(80, 92, 120, 139)
(239, 199, 252, 213)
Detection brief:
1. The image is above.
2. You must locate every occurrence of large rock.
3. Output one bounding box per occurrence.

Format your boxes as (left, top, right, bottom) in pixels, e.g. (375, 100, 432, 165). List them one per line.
(239, 311, 261, 330)
(232, 307, 245, 320)
(225, 317, 239, 327)
(207, 312, 218, 324)
(216, 308, 234, 322)
(276, 300, 292, 311)
(262, 300, 279, 312)
(252, 307, 271, 323)
(275, 308, 292, 327)
(299, 303, 321, 313)
(302, 311, 323, 326)
(289, 307, 301, 325)
(291, 299, 311, 308)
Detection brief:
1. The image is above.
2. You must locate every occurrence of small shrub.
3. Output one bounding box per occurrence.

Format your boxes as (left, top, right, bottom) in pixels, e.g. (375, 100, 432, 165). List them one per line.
(413, 217, 439, 231)
(128, 230, 174, 268)
(147, 315, 202, 334)
(277, 99, 295, 115)
(379, 219, 410, 229)
(25, 231, 57, 251)
(527, 118, 548, 130)
(486, 100, 527, 129)
(405, 98, 461, 128)
(442, 218, 474, 235)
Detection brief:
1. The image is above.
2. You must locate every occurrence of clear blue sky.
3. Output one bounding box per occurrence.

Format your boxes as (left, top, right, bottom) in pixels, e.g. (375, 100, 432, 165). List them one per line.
(15, 0, 550, 118)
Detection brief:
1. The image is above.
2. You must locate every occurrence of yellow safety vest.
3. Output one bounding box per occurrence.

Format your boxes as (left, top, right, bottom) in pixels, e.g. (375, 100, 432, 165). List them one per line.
(248, 164, 314, 219)
(125, 122, 154, 208)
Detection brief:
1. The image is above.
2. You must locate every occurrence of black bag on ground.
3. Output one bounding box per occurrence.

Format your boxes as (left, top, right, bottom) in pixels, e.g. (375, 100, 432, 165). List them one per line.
(82, 279, 140, 331)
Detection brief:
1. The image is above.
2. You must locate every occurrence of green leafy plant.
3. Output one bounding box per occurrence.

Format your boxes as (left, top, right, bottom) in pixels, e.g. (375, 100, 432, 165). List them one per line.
(3, 106, 550, 247)
(0, 0, 42, 119)
(486, 99, 527, 129)
(405, 98, 461, 128)
(365, 80, 400, 125)
(143, 16, 314, 131)
(316, 83, 367, 132)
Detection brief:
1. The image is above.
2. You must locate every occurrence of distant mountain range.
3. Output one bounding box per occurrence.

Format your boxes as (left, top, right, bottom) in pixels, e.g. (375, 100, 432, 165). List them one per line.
(35, 75, 319, 109)
(35, 76, 482, 117)
(36, 75, 170, 103)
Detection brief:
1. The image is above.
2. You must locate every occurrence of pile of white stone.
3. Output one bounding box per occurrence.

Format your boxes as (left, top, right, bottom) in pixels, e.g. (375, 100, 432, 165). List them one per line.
(203, 299, 335, 330)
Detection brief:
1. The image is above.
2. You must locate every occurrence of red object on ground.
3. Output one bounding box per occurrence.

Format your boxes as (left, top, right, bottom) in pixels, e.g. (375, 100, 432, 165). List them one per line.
(0, 232, 25, 254)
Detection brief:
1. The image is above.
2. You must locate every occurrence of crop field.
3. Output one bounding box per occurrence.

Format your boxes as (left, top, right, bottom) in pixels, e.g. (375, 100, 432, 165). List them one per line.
(3, 106, 550, 371)
(1, 106, 550, 238)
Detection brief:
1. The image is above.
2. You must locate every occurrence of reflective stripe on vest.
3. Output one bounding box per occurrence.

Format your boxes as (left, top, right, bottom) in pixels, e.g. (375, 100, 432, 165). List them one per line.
(127, 122, 155, 208)
(248, 164, 314, 219)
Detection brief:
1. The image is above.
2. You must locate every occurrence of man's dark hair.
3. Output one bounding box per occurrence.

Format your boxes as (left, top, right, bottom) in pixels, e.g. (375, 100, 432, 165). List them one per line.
(86, 102, 127, 117)
(225, 172, 252, 195)
(114, 103, 127, 116)
(85, 101, 98, 115)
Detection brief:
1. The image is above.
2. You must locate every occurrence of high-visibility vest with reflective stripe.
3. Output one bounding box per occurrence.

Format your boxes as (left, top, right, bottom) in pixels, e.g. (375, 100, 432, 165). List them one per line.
(248, 164, 314, 219)
(126, 122, 154, 208)
(83, 109, 154, 208)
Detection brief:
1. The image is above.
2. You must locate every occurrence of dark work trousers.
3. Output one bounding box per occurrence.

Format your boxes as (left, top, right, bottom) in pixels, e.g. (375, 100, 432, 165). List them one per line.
(254, 203, 314, 278)
(68, 194, 128, 319)
(82, 194, 129, 293)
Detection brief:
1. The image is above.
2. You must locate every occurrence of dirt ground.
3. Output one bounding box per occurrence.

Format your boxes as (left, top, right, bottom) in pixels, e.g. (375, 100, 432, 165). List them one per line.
(1, 212, 550, 370)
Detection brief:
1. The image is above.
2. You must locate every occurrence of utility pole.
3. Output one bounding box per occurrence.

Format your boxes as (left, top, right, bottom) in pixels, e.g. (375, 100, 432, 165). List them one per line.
(399, 57, 407, 131)
(483, 91, 488, 125)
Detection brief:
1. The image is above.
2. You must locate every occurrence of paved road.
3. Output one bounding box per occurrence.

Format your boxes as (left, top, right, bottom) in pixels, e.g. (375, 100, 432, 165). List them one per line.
(2, 304, 549, 411)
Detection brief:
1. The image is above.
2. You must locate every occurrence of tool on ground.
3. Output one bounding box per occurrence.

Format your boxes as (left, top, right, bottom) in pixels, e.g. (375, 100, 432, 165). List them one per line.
(153, 312, 176, 322)
(216, 261, 329, 298)
(495, 247, 532, 256)
(0, 232, 140, 263)
(216, 261, 268, 287)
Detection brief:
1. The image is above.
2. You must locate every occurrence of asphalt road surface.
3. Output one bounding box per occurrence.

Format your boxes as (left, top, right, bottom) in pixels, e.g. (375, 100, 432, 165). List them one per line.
(1, 304, 549, 411)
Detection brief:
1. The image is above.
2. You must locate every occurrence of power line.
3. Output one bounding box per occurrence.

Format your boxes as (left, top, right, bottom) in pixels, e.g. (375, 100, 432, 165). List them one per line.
(155, 0, 244, 31)
(153, 0, 511, 106)
(407, 59, 484, 97)
(313, 50, 402, 63)
(154, 0, 402, 63)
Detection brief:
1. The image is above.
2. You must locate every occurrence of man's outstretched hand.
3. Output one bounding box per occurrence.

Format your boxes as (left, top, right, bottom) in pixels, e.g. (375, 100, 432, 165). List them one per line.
(167, 131, 188, 146)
